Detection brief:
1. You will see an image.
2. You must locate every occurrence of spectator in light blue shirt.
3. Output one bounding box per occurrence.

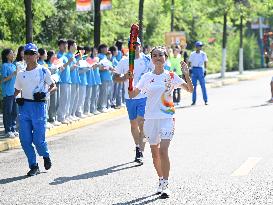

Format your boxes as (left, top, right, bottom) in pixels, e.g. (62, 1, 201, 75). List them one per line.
(92, 47, 102, 114)
(83, 46, 96, 115)
(109, 46, 122, 108)
(97, 44, 113, 113)
(14, 46, 26, 72)
(76, 46, 89, 118)
(38, 48, 47, 66)
(66, 39, 81, 121)
(115, 40, 123, 61)
(1, 48, 18, 138)
(46, 50, 61, 126)
(56, 39, 72, 124)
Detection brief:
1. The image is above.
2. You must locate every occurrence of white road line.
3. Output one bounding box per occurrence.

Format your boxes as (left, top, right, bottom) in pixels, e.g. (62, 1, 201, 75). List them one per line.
(231, 157, 262, 176)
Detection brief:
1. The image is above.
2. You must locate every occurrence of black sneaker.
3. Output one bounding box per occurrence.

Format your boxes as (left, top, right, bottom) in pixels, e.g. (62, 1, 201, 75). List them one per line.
(140, 151, 143, 158)
(43, 157, 52, 170)
(27, 164, 40, 176)
(134, 147, 143, 164)
(191, 102, 196, 106)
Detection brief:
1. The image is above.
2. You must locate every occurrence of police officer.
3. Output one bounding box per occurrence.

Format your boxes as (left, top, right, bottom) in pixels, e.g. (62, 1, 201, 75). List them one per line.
(14, 43, 56, 176)
(188, 41, 208, 105)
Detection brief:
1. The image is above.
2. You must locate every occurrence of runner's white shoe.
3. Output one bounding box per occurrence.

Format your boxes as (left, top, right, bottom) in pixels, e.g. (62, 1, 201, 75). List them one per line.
(160, 182, 171, 199)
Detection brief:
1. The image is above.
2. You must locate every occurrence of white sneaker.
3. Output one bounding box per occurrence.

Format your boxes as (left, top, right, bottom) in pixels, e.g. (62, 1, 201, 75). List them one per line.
(268, 98, 273, 103)
(84, 112, 93, 117)
(6, 132, 15, 138)
(53, 121, 61, 126)
(71, 116, 78, 121)
(46, 122, 54, 129)
(13, 131, 19, 137)
(98, 108, 108, 113)
(93, 111, 100, 115)
(61, 120, 69, 124)
(79, 114, 87, 119)
(156, 179, 164, 194)
(161, 182, 171, 199)
(66, 117, 73, 123)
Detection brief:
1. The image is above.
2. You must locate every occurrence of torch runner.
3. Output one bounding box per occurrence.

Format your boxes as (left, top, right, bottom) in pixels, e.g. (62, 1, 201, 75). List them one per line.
(128, 24, 139, 91)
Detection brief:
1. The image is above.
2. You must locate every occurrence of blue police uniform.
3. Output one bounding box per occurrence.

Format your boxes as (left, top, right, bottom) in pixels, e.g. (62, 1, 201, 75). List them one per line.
(15, 43, 54, 173)
(189, 41, 208, 104)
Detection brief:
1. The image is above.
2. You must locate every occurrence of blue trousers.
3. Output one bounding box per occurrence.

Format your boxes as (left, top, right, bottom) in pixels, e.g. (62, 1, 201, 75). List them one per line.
(3, 96, 17, 133)
(191, 67, 208, 103)
(18, 101, 49, 168)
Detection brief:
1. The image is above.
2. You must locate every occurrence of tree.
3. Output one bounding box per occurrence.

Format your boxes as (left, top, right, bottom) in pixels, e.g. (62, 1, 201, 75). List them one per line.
(170, 0, 174, 31)
(94, 0, 102, 47)
(24, 0, 33, 43)
(138, 0, 144, 45)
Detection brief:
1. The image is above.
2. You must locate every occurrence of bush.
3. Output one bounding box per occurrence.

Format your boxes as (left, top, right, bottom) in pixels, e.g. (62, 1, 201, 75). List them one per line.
(243, 35, 260, 70)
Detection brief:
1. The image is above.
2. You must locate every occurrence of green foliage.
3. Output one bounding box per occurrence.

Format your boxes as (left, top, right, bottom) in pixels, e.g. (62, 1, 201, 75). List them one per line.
(37, 0, 93, 47)
(0, 0, 272, 73)
(101, 1, 138, 45)
(243, 35, 260, 69)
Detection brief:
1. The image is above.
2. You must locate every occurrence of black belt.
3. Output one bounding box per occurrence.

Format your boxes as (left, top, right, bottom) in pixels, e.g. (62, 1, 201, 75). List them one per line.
(24, 99, 46, 103)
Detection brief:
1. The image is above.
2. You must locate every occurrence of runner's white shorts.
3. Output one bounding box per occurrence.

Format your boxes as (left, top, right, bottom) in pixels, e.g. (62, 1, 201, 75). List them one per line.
(144, 118, 175, 145)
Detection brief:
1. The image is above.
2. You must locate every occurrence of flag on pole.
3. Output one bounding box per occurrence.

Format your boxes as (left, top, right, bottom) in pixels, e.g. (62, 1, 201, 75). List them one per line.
(101, 0, 112, 10)
(76, 0, 92, 11)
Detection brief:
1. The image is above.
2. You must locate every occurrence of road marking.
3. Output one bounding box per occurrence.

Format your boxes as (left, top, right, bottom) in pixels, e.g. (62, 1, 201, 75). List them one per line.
(231, 157, 262, 176)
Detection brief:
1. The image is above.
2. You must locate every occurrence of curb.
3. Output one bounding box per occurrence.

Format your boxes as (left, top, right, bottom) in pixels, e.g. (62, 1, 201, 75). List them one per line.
(0, 69, 272, 153)
(0, 108, 127, 152)
(206, 69, 273, 88)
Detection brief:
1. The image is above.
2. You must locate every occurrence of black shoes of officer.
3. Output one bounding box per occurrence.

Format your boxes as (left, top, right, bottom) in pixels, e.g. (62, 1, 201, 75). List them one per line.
(27, 164, 40, 176)
(43, 157, 52, 170)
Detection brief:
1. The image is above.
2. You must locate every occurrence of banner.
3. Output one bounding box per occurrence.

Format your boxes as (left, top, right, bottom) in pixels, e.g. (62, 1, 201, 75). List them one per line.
(76, 0, 92, 11)
(165, 32, 186, 48)
(101, 0, 112, 10)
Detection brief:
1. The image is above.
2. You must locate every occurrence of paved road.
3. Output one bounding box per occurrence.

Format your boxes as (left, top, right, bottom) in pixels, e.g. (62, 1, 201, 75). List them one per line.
(0, 76, 272, 205)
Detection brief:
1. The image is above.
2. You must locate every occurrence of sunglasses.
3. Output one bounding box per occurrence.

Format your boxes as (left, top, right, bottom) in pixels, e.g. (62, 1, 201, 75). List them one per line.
(24, 50, 37, 55)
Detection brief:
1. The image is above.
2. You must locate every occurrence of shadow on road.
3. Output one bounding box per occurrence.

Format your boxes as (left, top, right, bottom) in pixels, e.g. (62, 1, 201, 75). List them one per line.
(49, 162, 141, 185)
(112, 194, 160, 205)
(249, 102, 273, 108)
(234, 102, 273, 110)
(0, 175, 28, 184)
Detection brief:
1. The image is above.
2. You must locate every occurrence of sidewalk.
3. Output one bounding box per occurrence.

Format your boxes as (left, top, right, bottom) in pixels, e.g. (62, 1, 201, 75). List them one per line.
(0, 68, 272, 152)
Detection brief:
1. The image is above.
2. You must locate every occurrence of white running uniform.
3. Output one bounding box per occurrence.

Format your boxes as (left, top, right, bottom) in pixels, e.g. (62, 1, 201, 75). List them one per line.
(136, 70, 185, 145)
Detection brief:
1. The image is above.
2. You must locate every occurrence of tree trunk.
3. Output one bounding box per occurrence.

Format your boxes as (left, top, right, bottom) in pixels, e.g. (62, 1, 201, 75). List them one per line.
(221, 12, 227, 78)
(138, 0, 144, 46)
(239, 15, 244, 74)
(171, 0, 174, 31)
(24, 0, 33, 43)
(94, 0, 101, 48)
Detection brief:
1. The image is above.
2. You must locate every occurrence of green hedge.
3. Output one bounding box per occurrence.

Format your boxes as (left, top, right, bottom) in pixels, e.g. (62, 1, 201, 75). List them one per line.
(203, 33, 261, 74)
